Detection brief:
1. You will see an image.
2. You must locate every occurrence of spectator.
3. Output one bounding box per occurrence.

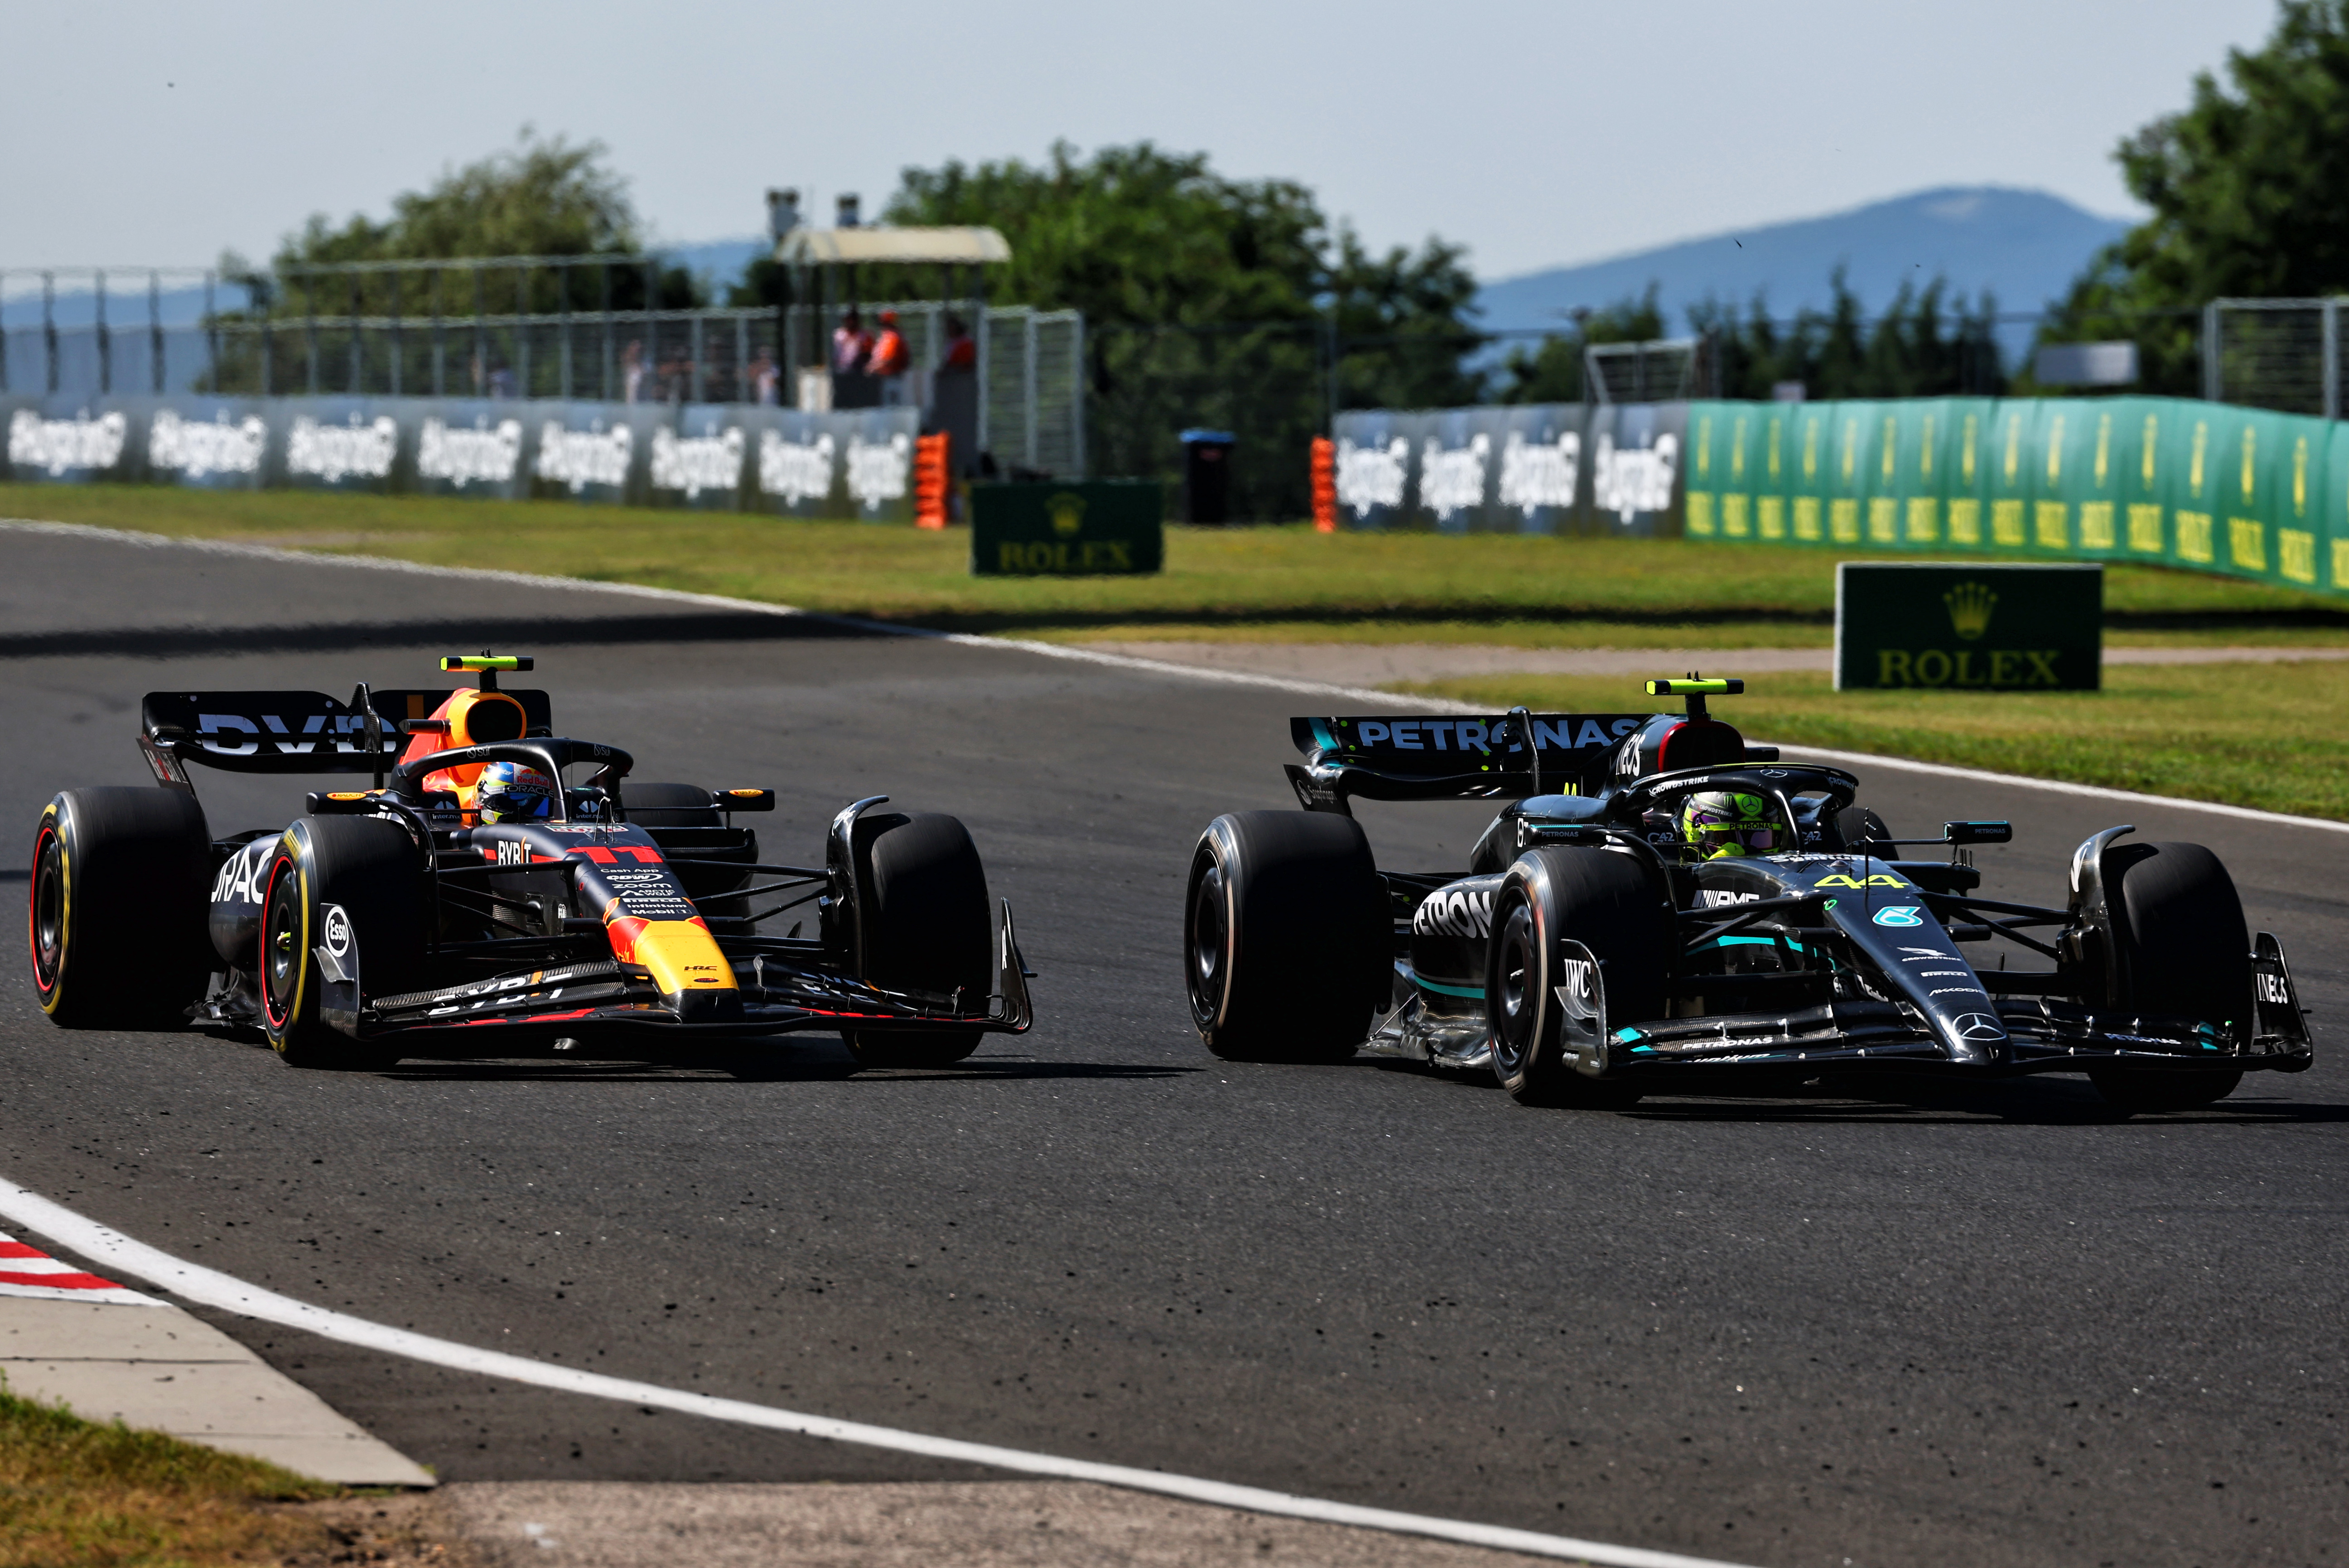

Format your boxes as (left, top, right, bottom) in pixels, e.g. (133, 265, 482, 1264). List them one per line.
(622, 339, 646, 403)
(832, 309, 872, 376)
(749, 348, 781, 406)
(938, 314, 976, 372)
(868, 309, 909, 377)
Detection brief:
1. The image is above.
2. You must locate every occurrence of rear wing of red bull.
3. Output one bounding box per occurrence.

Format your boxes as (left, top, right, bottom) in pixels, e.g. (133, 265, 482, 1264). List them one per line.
(1284, 711, 1654, 813)
(139, 687, 553, 782)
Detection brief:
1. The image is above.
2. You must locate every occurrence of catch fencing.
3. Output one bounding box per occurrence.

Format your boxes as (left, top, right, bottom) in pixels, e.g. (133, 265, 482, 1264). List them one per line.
(1681, 395, 2348, 600)
(2, 391, 922, 521)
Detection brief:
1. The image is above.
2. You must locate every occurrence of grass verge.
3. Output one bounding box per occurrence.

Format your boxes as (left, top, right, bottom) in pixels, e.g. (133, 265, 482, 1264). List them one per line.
(0, 1382, 339, 1567)
(5, 482, 2344, 644)
(1403, 667, 2349, 821)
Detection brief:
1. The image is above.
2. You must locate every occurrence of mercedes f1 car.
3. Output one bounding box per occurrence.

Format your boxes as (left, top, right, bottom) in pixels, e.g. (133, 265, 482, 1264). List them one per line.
(1183, 678, 2311, 1114)
(29, 655, 1031, 1070)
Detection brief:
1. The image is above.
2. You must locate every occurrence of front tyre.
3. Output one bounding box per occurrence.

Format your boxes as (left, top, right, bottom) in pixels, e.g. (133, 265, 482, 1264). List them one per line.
(2088, 839, 2249, 1114)
(259, 815, 422, 1071)
(1185, 811, 1386, 1064)
(29, 787, 211, 1029)
(1487, 846, 1667, 1108)
(841, 811, 993, 1070)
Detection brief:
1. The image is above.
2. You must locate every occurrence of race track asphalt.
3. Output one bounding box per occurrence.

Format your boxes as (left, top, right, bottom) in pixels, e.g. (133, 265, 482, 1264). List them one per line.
(3, 527, 2344, 1568)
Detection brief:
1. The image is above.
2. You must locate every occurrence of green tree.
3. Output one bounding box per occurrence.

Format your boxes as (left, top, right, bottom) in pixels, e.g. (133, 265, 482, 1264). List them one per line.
(2040, 0, 2349, 394)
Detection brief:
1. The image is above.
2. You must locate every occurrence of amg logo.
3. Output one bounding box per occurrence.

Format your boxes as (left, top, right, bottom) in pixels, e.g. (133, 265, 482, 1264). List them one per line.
(1698, 889, 1760, 907)
(1412, 887, 1493, 939)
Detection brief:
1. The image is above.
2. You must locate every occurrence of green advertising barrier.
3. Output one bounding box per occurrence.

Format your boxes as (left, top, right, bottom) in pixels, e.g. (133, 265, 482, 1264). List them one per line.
(970, 479, 1164, 575)
(1836, 563, 2102, 690)
(1683, 393, 2349, 601)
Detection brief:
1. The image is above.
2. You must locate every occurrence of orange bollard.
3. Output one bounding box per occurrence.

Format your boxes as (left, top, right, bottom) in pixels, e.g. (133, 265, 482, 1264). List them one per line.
(914, 432, 951, 529)
(1309, 435, 1337, 532)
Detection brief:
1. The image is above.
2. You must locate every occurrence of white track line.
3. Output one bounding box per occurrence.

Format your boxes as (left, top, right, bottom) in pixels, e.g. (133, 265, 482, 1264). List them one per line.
(14, 514, 2349, 833)
(0, 1177, 1752, 1568)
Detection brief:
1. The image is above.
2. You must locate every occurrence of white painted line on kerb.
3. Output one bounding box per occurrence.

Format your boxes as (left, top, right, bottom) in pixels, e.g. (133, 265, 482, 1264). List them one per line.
(12, 515, 2347, 834)
(0, 1177, 1751, 1568)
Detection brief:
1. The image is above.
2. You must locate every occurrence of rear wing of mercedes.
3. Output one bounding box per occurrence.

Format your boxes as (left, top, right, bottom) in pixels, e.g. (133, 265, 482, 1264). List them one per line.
(140, 686, 554, 785)
(1284, 711, 1654, 813)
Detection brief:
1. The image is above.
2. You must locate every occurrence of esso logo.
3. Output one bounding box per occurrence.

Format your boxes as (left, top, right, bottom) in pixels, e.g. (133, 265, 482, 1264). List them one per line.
(323, 905, 352, 956)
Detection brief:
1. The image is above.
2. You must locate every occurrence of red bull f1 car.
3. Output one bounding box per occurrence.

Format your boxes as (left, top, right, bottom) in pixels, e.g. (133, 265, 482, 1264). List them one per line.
(29, 655, 1032, 1070)
(1183, 678, 2311, 1114)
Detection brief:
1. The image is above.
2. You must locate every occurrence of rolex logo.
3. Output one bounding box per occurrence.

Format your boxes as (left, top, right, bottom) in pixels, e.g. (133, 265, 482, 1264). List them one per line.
(1048, 492, 1087, 536)
(1944, 581, 1997, 641)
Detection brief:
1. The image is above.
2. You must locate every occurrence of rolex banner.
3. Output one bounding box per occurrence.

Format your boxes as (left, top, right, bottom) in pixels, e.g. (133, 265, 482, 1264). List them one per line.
(1835, 562, 2102, 691)
(1683, 395, 2340, 601)
(970, 479, 1164, 575)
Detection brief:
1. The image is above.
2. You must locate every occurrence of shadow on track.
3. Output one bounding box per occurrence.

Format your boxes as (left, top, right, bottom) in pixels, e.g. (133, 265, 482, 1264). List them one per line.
(376, 1044, 1193, 1087)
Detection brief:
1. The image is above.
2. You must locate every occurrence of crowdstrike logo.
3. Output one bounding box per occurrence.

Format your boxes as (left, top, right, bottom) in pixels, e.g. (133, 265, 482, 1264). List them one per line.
(844, 432, 912, 508)
(1334, 436, 1409, 511)
(756, 430, 835, 504)
(1419, 434, 1491, 519)
(1497, 430, 1581, 512)
(148, 409, 266, 478)
(650, 424, 746, 498)
(1592, 431, 1679, 524)
(418, 416, 523, 487)
(9, 409, 129, 475)
(287, 415, 398, 483)
(535, 420, 632, 492)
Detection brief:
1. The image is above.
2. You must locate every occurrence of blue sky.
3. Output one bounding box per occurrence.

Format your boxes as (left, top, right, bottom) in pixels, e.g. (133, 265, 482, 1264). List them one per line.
(0, 0, 2279, 282)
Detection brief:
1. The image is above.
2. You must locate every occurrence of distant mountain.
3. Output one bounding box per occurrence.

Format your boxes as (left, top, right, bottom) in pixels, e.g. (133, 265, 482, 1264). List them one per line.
(1474, 187, 2130, 341)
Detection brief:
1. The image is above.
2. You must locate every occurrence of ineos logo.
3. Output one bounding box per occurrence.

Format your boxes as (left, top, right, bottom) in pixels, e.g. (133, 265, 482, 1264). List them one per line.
(323, 905, 352, 957)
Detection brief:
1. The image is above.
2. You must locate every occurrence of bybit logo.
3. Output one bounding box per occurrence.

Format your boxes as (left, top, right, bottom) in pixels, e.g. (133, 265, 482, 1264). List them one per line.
(1943, 581, 1997, 641)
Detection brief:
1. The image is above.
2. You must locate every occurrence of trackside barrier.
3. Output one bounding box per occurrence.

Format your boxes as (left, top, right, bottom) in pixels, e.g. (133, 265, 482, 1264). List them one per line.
(1682, 395, 2347, 599)
(0, 392, 920, 521)
(1331, 402, 1683, 537)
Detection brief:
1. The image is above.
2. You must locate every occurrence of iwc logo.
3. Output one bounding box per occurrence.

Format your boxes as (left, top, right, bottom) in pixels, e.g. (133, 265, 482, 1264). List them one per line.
(1943, 581, 1996, 641)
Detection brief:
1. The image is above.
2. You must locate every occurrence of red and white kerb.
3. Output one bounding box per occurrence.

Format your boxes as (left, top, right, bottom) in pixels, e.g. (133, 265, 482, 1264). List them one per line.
(0, 1230, 156, 1305)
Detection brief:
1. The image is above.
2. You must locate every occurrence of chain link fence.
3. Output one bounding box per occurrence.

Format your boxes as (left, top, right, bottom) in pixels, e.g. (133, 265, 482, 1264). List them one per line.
(2203, 298, 2344, 416)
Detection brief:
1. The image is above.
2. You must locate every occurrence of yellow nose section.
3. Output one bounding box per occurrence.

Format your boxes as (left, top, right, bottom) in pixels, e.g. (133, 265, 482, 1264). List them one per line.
(608, 914, 736, 997)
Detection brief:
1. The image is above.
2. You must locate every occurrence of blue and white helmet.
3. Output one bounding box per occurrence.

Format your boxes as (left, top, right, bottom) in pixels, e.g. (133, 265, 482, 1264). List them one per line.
(476, 759, 556, 822)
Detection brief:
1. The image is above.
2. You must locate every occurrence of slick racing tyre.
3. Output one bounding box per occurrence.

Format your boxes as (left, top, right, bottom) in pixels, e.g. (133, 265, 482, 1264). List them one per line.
(2088, 840, 2248, 1114)
(29, 787, 212, 1029)
(1185, 811, 1386, 1064)
(258, 815, 424, 1071)
(841, 811, 992, 1070)
(1830, 805, 1895, 856)
(1487, 846, 1666, 1108)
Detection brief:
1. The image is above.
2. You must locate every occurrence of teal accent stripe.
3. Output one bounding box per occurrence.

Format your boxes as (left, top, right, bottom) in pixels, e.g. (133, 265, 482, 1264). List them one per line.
(1693, 934, 1809, 952)
(1414, 975, 1486, 999)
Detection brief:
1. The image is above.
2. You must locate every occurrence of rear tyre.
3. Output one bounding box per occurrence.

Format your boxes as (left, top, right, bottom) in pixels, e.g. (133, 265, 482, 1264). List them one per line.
(841, 812, 993, 1070)
(259, 815, 423, 1071)
(2088, 840, 2248, 1114)
(1488, 847, 1665, 1107)
(1831, 805, 1895, 856)
(29, 787, 212, 1029)
(1185, 811, 1386, 1064)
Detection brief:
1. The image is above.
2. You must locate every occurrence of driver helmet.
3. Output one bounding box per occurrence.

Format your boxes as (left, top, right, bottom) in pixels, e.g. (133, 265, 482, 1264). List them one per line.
(1678, 789, 1782, 859)
(476, 760, 556, 823)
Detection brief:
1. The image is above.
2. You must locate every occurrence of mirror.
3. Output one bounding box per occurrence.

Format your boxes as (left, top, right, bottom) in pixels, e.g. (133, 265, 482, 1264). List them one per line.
(1945, 820, 2013, 846)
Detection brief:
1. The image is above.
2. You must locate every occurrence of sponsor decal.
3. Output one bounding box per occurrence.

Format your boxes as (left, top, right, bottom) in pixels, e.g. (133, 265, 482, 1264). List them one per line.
(995, 539, 1134, 573)
(8, 408, 130, 475)
(1349, 716, 1637, 754)
(1873, 647, 2065, 689)
(1419, 434, 1490, 520)
(1929, 986, 1987, 996)
(535, 420, 633, 492)
(1872, 905, 1924, 927)
(1335, 436, 1410, 512)
(2257, 971, 2292, 1004)
(650, 423, 745, 498)
(1898, 946, 1957, 961)
(1817, 873, 1907, 889)
(1950, 1011, 2007, 1042)
(845, 432, 913, 508)
(287, 414, 398, 482)
(1412, 886, 1493, 939)
(1497, 429, 1580, 512)
(418, 416, 523, 487)
(1697, 889, 1761, 907)
(149, 409, 266, 478)
(495, 839, 531, 867)
(1944, 580, 1997, 640)
(1592, 430, 1679, 524)
(210, 844, 272, 905)
(322, 904, 352, 956)
(756, 429, 834, 504)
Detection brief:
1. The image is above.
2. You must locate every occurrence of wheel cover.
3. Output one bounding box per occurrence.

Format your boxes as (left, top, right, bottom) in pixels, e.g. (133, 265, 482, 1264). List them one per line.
(1187, 855, 1228, 1028)
(1492, 900, 1539, 1076)
(30, 824, 65, 998)
(260, 853, 303, 1032)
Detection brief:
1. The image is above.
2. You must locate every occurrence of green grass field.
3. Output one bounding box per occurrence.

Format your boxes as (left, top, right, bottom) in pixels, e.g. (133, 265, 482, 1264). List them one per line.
(8, 482, 2348, 817)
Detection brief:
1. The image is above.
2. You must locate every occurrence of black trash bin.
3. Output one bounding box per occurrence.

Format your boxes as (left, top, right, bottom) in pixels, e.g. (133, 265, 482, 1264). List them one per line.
(1179, 428, 1235, 525)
